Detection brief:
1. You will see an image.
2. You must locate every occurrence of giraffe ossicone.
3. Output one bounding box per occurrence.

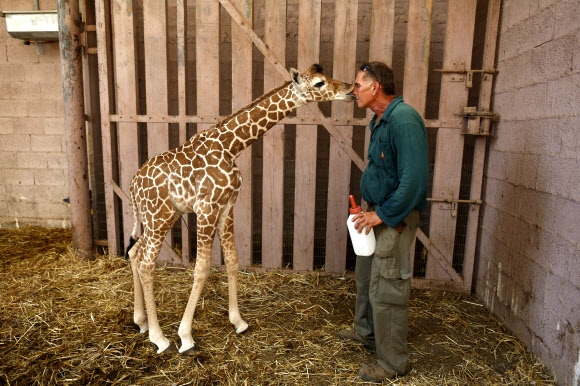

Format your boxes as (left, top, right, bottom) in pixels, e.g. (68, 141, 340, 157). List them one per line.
(126, 64, 354, 354)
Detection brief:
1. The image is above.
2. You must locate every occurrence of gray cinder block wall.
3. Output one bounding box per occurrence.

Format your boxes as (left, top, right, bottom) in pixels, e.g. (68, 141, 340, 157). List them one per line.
(0, 0, 69, 228)
(475, 1, 580, 385)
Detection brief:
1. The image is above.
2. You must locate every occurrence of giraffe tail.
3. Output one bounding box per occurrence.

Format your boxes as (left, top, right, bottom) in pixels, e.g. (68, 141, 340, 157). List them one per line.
(125, 236, 138, 260)
(125, 187, 140, 260)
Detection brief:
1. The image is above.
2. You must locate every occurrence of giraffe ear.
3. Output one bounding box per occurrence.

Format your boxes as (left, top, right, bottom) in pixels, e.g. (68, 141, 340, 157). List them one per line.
(290, 67, 301, 85)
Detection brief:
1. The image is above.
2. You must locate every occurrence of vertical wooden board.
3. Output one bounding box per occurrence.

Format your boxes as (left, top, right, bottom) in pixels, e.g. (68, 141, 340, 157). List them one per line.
(369, 0, 395, 65)
(143, 1, 176, 265)
(111, 0, 139, 250)
(365, 0, 395, 171)
(425, 0, 477, 280)
(261, 0, 286, 269)
(325, 0, 357, 274)
(403, 0, 433, 115)
(95, 0, 121, 255)
(196, 0, 221, 265)
(231, 0, 253, 268)
(177, 0, 190, 264)
(292, 0, 320, 271)
(462, 0, 501, 291)
(143, 1, 169, 158)
(402, 0, 432, 277)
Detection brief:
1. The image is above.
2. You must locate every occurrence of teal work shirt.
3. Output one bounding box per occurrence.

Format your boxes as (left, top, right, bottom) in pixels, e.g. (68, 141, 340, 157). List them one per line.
(360, 96, 429, 228)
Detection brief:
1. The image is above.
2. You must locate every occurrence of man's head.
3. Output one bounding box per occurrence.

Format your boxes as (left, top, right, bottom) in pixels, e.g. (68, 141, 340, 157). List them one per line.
(352, 62, 395, 110)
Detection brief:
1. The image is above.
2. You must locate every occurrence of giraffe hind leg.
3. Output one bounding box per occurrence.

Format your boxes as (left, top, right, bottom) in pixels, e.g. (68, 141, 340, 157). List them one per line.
(128, 237, 148, 333)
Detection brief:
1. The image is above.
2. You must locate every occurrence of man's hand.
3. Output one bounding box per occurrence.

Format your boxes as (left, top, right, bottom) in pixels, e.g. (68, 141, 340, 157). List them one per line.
(351, 211, 383, 235)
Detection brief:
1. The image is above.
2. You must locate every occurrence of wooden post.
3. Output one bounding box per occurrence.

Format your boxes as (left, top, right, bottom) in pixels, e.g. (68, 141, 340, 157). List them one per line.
(462, 0, 501, 292)
(325, 0, 358, 273)
(403, 0, 432, 114)
(366, 0, 395, 170)
(111, 0, 139, 253)
(292, 0, 320, 271)
(261, 0, 287, 269)
(231, 0, 254, 268)
(403, 0, 433, 277)
(58, 0, 93, 260)
(95, 0, 121, 256)
(177, 0, 190, 264)
(425, 0, 477, 280)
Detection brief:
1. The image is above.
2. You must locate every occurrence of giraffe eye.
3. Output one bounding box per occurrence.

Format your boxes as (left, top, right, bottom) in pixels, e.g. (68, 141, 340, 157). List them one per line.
(314, 81, 325, 88)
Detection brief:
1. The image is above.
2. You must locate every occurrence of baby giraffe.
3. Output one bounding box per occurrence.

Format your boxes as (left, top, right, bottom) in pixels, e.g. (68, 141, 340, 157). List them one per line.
(126, 64, 354, 354)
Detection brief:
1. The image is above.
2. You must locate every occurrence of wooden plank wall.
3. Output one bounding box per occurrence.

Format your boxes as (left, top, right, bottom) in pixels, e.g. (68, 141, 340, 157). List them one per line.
(93, 0, 494, 292)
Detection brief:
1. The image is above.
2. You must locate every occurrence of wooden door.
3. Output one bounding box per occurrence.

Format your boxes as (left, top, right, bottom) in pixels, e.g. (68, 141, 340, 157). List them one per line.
(92, 0, 500, 293)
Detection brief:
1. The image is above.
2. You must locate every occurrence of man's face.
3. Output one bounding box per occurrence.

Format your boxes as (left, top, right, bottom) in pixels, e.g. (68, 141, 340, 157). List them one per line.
(352, 70, 376, 109)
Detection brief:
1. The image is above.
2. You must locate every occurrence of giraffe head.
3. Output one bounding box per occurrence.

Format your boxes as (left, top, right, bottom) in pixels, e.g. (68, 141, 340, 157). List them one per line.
(289, 64, 355, 103)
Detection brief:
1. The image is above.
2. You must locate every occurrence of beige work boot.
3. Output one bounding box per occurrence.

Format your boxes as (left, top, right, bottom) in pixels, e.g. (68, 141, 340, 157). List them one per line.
(358, 361, 410, 383)
(337, 329, 375, 350)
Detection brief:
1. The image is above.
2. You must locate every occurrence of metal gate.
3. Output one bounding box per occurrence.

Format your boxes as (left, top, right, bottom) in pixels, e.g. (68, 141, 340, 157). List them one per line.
(88, 0, 500, 293)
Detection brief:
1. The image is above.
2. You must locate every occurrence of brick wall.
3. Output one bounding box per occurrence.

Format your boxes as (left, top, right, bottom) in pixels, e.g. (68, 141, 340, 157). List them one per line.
(0, 0, 69, 228)
(475, 1, 580, 384)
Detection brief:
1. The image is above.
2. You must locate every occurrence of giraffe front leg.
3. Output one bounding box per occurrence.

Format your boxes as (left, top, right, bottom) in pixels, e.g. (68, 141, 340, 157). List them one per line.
(218, 204, 248, 334)
(225, 259, 248, 334)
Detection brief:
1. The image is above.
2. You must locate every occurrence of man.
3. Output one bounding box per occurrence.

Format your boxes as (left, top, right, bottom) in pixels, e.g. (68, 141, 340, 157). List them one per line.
(338, 62, 429, 382)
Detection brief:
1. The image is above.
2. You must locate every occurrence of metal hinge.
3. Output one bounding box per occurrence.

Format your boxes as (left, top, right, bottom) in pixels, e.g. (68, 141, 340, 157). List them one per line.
(434, 61, 498, 88)
(428, 196, 482, 217)
(460, 107, 498, 135)
(81, 24, 98, 55)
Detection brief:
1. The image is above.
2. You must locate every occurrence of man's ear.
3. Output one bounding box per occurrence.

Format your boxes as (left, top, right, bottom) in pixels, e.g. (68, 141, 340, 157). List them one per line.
(290, 68, 301, 85)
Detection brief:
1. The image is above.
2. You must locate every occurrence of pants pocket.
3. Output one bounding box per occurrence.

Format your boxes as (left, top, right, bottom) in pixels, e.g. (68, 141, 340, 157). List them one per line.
(373, 225, 399, 259)
(370, 258, 410, 306)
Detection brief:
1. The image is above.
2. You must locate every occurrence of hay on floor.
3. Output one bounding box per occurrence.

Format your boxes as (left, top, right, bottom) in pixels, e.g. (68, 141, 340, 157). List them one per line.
(0, 227, 556, 385)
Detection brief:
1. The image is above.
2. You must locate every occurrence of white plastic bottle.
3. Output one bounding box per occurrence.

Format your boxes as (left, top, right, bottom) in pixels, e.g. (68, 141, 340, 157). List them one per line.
(346, 195, 376, 256)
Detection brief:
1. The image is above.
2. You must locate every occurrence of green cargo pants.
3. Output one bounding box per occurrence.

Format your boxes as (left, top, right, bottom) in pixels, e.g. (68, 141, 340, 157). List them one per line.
(353, 209, 420, 374)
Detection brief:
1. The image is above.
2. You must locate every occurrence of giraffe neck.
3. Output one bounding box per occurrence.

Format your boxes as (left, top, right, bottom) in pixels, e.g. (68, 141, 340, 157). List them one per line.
(212, 82, 305, 159)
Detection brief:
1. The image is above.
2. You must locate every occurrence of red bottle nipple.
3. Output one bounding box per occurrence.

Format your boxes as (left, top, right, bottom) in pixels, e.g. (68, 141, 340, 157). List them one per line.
(349, 195, 362, 214)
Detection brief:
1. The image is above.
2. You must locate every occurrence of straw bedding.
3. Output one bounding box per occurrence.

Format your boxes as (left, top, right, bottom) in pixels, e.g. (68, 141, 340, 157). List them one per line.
(0, 227, 555, 385)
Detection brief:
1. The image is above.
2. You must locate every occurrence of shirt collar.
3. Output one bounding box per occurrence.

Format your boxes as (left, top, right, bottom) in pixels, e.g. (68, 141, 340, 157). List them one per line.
(369, 95, 404, 131)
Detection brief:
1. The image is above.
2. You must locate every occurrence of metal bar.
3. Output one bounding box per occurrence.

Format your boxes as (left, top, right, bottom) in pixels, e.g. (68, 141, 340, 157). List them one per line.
(427, 198, 483, 205)
(108, 114, 459, 129)
(434, 68, 498, 73)
(58, 0, 93, 260)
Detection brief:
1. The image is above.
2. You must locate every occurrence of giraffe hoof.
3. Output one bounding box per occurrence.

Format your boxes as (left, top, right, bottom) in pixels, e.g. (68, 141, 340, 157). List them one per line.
(133, 323, 148, 334)
(179, 346, 198, 356)
(235, 323, 250, 334)
(158, 342, 178, 354)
